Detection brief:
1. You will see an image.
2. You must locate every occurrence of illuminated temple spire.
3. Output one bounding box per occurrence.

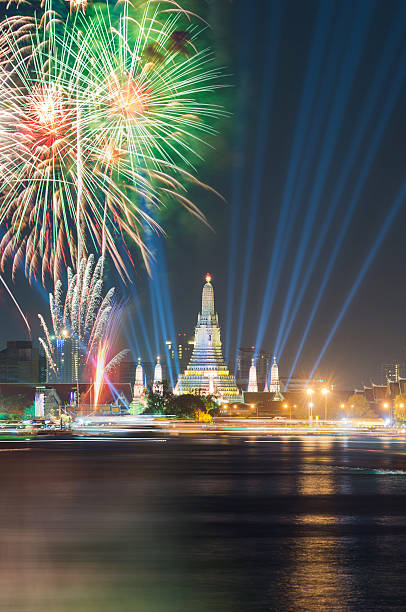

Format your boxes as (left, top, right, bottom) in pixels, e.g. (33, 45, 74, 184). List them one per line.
(269, 355, 280, 392)
(153, 355, 163, 396)
(131, 357, 147, 411)
(202, 273, 215, 317)
(175, 274, 240, 402)
(135, 357, 144, 385)
(247, 358, 258, 392)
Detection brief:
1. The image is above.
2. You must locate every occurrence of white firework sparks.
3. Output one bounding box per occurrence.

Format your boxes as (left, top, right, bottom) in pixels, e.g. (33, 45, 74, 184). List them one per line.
(39, 254, 128, 379)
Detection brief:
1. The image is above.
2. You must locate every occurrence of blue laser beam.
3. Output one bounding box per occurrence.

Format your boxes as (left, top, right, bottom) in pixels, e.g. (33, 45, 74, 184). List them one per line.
(253, 0, 341, 354)
(286, 32, 406, 385)
(309, 175, 406, 379)
(155, 242, 181, 380)
(278, 3, 406, 361)
(225, 0, 255, 363)
(146, 237, 179, 387)
(266, 0, 375, 359)
(233, 0, 283, 372)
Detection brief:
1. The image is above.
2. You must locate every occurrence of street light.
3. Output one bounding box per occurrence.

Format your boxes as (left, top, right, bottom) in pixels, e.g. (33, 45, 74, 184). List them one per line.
(383, 402, 391, 426)
(398, 403, 405, 427)
(283, 402, 292, 420)
(306, 389, 314, 424)
(250, 403, 258, 418)
(308, 401, 314, 422)
(321, 387, 329, 421)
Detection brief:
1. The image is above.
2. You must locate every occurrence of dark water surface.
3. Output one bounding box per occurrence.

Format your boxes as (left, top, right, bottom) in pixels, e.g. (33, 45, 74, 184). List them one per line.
(1, 435, 406, 611)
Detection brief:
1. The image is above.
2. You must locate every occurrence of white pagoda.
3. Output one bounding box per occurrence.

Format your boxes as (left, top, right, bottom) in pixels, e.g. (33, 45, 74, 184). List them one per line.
(175, 274, 240, 402)
(247, 358, 258, 392)
(268, 356, 280, 392)
(130, 357, 147, 414)
(264, 355, 284, 400)
(153, 356, 163, 396)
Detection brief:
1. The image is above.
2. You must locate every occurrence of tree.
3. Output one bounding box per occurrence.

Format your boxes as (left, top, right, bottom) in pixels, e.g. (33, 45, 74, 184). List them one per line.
(345, 394, 376, 418)
(394, 394, 406, 423)
(144, 380, 173, 415)
(24, 405, 35, 419)
(0, 394, 30, 415)
(167, 394, 205, 419)
(202, 395, 221, 418)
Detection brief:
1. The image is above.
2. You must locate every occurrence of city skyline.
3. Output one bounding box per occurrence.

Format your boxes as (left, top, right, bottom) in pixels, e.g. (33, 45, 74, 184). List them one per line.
(1, 4, 406, 611)
(1, 1, 406, 389)
(1, 270, 405, 393)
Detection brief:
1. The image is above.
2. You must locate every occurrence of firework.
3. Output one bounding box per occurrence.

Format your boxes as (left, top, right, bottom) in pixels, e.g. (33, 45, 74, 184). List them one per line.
(38, 254, 129, 381)
(93, 340, 107, 408)
(0, 1, 226, 283)
(0, 272, 31, 338)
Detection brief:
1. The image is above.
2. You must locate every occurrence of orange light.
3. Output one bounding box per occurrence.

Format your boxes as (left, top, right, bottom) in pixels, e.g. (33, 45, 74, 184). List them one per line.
(107, 73, 151, 120)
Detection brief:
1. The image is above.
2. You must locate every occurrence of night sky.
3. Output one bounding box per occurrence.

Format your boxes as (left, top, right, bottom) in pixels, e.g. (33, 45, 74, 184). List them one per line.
(3, 0, 406, 388)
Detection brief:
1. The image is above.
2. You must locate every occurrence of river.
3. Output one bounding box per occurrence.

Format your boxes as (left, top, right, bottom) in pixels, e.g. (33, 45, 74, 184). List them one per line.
(0, 434, 405, 611)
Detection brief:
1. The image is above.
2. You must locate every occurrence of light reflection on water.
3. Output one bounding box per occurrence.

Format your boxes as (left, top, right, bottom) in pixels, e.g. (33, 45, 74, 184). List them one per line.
(0, 436, 406, 611)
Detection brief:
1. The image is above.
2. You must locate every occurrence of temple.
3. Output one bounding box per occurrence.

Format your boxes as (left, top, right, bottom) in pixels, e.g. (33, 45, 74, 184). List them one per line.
(130, 357, 147, 413)
(268, 356, 280, 392)
(247, 358, 258, 392)
(175, 274, 241, 403)
(153, 356, 163, 396)
(263, 355, 280, 391)
(264, 355, 284, 400)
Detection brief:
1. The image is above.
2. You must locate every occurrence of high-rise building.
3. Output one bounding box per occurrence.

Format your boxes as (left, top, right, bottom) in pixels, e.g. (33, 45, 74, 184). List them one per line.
(380, 362, 405, 384)
(237, 347, 271, 391)
(166, 333, 194, 375)
(46, 333, 81, 384)
(0, 341, 40, 383)
(175, 274, 241, 402)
